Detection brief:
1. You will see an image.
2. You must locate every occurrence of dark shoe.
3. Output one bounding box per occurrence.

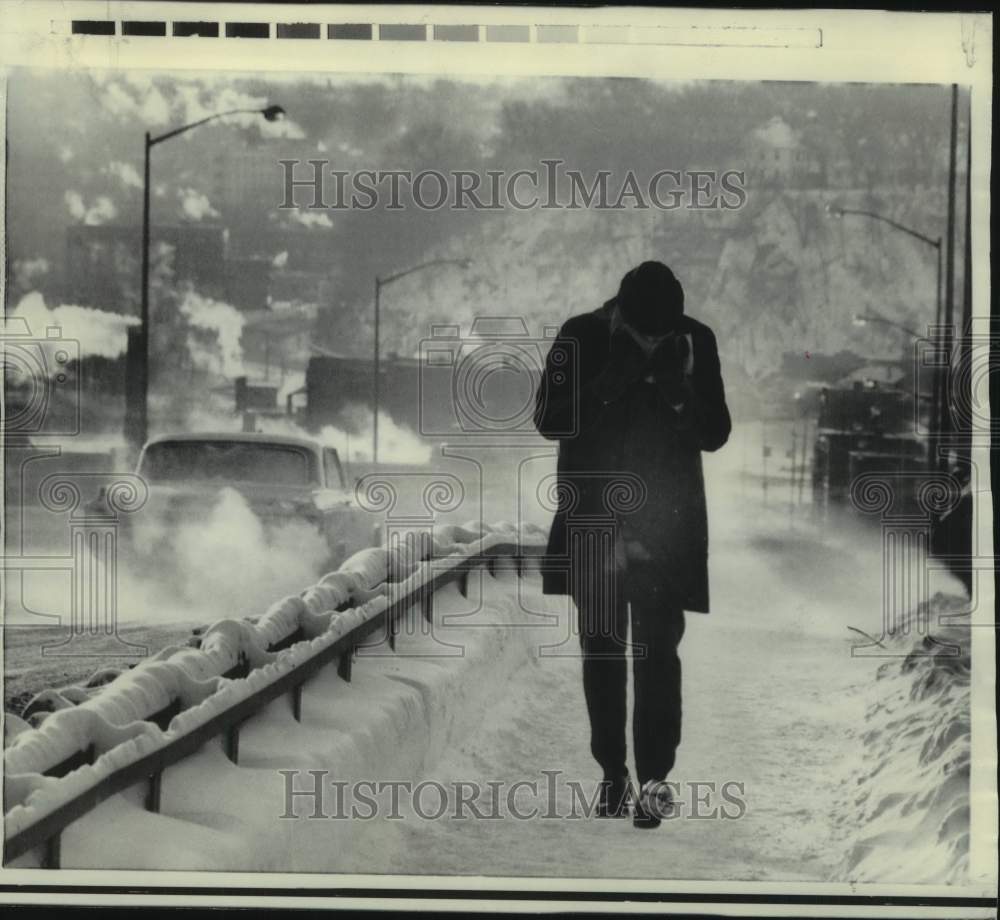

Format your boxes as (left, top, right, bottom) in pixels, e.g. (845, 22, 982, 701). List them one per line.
(633, 780, 675, 829)
(596, 771, 632, 818)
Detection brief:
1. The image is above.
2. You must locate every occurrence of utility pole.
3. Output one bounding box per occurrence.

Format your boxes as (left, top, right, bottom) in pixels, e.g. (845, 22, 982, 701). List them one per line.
(373, 275, 381, 463)
(939, 83, 959, 473)
(958, 94, 972, 471)
(125, 105, 286, 458)
(829, 207, 941, 473)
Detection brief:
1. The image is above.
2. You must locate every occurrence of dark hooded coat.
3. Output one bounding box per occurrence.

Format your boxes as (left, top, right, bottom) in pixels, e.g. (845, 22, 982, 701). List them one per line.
(533, 298, 731, 613)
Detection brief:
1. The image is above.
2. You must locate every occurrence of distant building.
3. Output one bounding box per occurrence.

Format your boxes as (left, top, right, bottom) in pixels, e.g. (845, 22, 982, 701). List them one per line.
(268, 268, 336, 306)
(746, 117, 818, 188)
(65, 223, 269, 314)
(796, 123, 854, 189)
(211, 149, 282, 214)
(223, 257, 271, 313)
(255, 228, 334, 273)
(65, 224, 222, 312)
(240, 304, 317, 375)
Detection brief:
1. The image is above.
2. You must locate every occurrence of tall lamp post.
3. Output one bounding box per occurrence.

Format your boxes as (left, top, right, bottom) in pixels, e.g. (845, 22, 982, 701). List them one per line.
(827, 203, 943, 471)
(127, 104, 286, 455)
(372, 257, 471, 463)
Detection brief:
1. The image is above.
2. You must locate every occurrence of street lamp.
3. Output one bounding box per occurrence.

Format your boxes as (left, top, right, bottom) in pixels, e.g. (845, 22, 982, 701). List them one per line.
(127, 104, 287, 455)
(827, 202, 943, 470)
(372, 257, 472, 463)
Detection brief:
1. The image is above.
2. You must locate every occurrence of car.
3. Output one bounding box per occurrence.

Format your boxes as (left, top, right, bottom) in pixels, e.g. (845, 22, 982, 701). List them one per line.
(88, 431, 375, 572)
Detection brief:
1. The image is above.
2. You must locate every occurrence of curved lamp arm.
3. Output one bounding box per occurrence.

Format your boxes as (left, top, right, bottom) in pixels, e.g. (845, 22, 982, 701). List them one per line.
(378, 257, 473, 288)
(150, 104, 286, 147)
(826, 204, 941, 250)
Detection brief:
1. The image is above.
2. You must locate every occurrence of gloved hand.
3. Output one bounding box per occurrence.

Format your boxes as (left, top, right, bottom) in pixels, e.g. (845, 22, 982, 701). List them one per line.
(647, 334, 690, 406)
(592, 326, 646, 403)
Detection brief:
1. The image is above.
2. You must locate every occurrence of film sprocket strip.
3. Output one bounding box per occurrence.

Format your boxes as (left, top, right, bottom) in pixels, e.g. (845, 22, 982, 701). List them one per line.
(59, 19, 823, 47)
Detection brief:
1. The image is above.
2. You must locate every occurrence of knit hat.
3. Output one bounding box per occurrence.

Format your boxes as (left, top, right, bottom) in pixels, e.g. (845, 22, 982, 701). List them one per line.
(617, 261, 684, 336)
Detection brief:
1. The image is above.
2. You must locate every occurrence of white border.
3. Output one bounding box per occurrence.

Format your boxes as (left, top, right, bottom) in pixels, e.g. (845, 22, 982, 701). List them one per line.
(0, 1, 995, 912)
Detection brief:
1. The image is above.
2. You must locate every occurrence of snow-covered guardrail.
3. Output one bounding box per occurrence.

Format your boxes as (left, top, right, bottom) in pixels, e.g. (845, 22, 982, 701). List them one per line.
(3, 520, 548, 868)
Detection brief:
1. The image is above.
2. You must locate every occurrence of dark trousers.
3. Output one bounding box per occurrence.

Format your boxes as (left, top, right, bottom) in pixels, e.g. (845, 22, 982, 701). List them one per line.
(573, 563, 686, 786)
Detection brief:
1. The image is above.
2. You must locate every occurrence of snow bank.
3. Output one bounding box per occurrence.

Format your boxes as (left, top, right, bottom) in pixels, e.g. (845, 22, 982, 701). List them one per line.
(10, 571, 535, 869)
(833, 594, 971, 884)
(3, 518, 546, 864)
(339, 547, 395, 588)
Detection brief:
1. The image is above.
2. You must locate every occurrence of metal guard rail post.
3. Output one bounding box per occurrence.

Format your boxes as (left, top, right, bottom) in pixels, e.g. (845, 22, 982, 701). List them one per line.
(3, 541, 544, 866)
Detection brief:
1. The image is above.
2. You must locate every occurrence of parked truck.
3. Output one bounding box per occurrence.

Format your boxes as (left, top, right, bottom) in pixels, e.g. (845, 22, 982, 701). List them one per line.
(811, 378, 930, 516)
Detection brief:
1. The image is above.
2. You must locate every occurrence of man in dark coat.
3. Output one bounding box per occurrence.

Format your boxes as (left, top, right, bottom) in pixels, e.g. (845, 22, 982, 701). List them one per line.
(533, 260, 731, 827)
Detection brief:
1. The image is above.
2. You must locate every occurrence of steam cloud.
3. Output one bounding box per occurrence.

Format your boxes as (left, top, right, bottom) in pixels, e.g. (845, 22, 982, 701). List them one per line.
(130, 487, 332, 619)
(11, 291, 138, 359)
(178, 187, 220, 222)
(3, 488, 340, 628)
(104, 161, 143, 190)
(65, 191, 117, 226)
(255, 407, 432, 465)
(287, 209, 333, 230)
(11, 258, 50, 294)
(178, 289, 246, 378)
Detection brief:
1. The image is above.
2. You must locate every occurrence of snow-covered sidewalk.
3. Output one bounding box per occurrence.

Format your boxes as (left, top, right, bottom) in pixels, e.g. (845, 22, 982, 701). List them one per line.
(367, 521, 970, 884)
(11, 515, 972, 883)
